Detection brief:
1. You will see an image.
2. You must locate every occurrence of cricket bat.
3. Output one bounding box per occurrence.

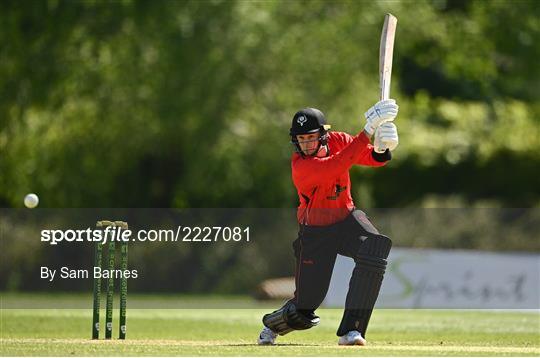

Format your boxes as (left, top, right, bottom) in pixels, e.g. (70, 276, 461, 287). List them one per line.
(379, 13, 397, 101)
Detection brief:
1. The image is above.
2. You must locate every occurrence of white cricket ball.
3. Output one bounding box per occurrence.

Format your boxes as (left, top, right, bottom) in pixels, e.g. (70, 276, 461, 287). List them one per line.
(24, 193, 39, 209)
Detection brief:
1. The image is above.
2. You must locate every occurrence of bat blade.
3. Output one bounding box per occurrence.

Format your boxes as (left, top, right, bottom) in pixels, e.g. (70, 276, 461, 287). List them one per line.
(379, 13, 397, 101)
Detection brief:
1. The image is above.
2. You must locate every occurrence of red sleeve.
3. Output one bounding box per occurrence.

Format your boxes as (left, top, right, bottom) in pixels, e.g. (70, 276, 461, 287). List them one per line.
(336, 132, 388, 168)
(292, 131, 377, 189)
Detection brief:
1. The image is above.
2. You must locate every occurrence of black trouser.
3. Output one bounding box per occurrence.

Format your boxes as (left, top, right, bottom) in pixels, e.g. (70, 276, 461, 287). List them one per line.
(291, 209, 387, 336)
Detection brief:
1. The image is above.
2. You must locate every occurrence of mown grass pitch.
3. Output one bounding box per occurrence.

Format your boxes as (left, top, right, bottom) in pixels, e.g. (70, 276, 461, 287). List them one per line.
(1, 295, 538, 356)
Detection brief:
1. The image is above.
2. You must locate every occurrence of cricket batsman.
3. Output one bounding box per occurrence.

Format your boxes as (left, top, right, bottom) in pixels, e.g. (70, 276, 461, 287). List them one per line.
(258, 100, 399, 346)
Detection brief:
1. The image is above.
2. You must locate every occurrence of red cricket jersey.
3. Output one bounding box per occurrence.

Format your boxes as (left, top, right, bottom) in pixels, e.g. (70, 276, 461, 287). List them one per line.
(292, 131, 387, 226)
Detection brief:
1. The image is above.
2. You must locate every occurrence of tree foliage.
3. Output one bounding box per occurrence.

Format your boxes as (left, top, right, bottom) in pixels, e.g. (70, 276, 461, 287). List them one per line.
(1, 0, 539, 208)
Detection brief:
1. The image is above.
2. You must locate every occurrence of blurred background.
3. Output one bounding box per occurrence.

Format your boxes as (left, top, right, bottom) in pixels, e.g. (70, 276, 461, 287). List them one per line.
(1, 0, 539, 296)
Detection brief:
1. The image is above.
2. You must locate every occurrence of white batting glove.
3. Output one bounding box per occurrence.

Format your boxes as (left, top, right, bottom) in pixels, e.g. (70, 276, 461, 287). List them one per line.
(364, 99, 399, 136)
(374, 122, 399, 153)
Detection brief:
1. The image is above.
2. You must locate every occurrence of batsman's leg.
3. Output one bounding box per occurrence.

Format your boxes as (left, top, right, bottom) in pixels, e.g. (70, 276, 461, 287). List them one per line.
(261, 226, 339, 336)
(336, 210, 392, 338)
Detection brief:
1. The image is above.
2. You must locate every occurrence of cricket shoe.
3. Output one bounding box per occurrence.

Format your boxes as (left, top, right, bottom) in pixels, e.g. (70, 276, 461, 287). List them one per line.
(257, 326, 278, 345)
(338, 330, 367, 346)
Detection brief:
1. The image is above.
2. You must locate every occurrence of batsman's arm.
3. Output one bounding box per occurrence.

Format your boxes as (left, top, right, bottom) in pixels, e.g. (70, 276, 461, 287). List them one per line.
(337, 131, 391, 165)
(292, 131, 372, 189)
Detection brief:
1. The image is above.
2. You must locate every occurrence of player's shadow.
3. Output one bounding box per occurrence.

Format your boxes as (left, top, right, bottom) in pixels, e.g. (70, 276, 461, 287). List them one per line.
(222, 343, 320, 347)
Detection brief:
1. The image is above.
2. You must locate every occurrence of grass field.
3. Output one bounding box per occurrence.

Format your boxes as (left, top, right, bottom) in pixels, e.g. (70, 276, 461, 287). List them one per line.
(1, 294, 538, 356)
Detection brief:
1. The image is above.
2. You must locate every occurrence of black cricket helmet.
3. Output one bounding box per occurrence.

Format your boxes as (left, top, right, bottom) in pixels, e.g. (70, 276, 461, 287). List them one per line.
(290, 108, 331, 155)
